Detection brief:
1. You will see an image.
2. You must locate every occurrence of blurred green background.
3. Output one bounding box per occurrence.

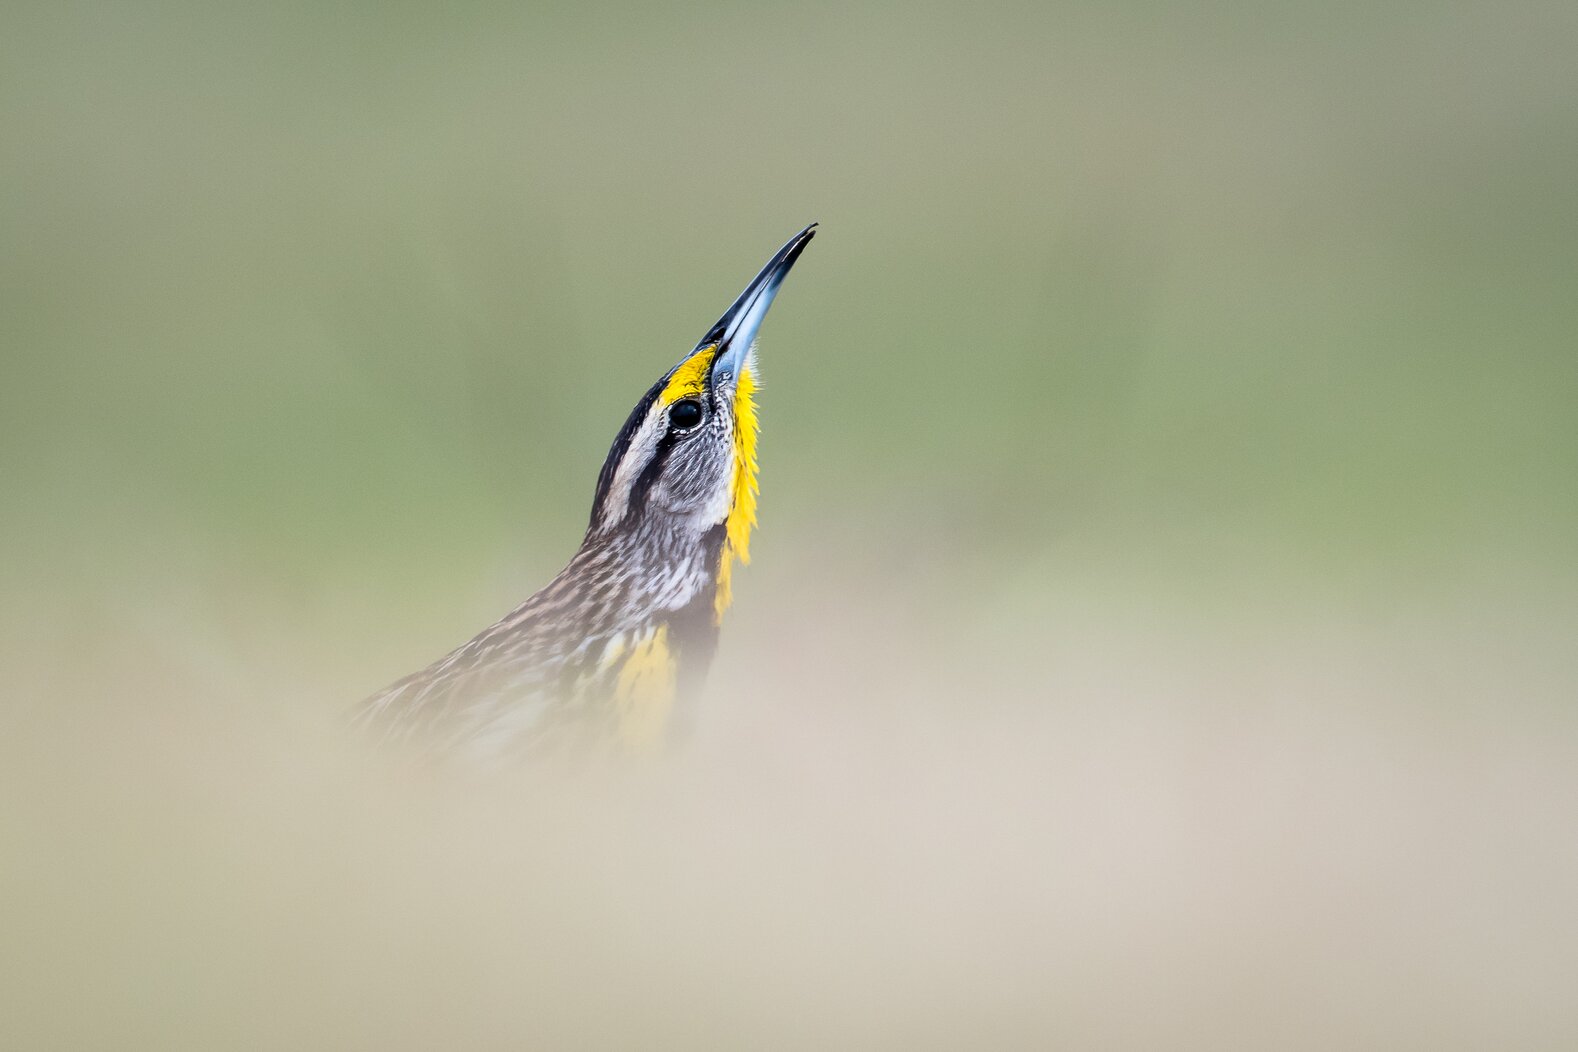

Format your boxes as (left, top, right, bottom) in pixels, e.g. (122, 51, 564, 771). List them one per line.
(6, 0, 1574, 650)
(3, 1, 1577, 1047)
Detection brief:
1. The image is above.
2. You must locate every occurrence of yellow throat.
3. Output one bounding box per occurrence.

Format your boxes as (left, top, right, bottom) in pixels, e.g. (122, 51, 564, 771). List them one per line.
(717, 360, 759, 624)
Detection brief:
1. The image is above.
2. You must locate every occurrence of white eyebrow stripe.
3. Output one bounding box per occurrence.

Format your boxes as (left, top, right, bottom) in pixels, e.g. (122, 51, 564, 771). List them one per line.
(596, 399, 669, 529)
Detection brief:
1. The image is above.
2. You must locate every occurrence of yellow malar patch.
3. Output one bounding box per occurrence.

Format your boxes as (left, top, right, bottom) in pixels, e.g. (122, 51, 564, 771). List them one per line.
(660, 346, 717, 403)
(613, 623, 677, 753)
(714, 360, 759, 625)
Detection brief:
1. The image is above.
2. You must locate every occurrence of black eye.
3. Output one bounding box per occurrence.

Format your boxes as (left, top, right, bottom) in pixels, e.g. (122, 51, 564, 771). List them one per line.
(668, 398, 704, 430)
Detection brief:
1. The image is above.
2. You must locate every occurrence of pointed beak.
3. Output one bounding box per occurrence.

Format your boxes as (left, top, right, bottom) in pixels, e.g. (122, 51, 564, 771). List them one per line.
(700, 223, 817, 385)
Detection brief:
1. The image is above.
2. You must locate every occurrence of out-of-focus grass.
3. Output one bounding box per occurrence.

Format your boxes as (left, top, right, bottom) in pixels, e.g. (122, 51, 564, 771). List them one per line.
(5, 576, 1577, 1049)
(2, 1, 1576, 1047)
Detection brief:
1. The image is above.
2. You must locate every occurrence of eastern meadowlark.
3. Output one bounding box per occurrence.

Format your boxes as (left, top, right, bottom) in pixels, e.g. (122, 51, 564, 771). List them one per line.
(354, 224, 816, 760)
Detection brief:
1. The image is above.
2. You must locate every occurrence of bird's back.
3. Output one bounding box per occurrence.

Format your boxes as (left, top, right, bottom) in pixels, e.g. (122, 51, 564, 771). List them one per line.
(353, 534, 720, 760)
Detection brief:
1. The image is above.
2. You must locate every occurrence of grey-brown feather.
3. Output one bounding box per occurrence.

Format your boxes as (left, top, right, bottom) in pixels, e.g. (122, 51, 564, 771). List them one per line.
(352, 518, 723, 759)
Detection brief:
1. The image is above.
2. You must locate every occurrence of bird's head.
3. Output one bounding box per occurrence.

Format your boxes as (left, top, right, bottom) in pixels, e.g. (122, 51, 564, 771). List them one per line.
(586, 224, 815, 620)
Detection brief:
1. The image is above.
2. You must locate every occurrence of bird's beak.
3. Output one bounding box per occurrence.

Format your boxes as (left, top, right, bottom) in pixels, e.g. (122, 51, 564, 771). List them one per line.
(701, 223, 817, 385)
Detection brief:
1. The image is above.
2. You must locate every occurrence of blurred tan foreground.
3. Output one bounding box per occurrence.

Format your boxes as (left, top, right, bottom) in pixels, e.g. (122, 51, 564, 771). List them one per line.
(4, 555, 1574, 1051)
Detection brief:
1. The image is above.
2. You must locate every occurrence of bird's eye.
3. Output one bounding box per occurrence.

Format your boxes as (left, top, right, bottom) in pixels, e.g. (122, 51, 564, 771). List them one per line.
(668, 398, 704, 430)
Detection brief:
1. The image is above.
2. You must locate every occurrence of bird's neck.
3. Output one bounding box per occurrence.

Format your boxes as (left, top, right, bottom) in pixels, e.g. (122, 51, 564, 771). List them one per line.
(570, 517, 729, 624)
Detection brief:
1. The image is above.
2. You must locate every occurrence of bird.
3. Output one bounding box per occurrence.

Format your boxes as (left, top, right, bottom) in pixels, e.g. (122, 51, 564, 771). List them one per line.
(353, 224, 816, 761)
